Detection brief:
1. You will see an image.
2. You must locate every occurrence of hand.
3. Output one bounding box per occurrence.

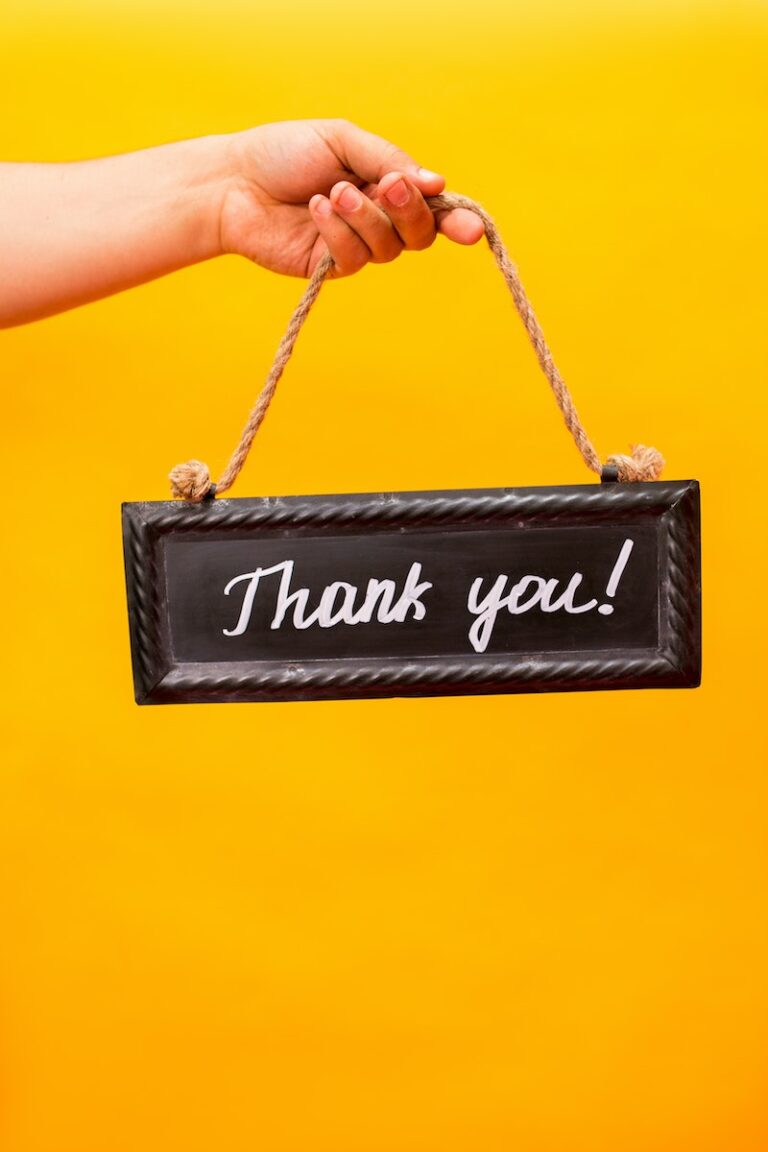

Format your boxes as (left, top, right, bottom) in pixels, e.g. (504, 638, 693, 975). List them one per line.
(218, 119, 485, 278)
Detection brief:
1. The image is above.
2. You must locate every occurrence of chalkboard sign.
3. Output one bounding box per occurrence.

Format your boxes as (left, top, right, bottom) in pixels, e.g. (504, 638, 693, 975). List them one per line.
(121, 480, 700, 704)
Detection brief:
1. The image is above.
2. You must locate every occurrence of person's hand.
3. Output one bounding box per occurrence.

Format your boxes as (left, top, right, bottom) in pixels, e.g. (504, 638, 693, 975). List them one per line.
(218, 119, 485, 278)
(0, 120, 483, 327)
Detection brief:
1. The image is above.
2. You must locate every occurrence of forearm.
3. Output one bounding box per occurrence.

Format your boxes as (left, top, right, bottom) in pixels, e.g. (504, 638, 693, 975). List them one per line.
(0, 135, 231, 327)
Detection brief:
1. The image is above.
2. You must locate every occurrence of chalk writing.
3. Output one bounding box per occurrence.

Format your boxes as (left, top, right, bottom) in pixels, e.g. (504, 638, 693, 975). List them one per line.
(223, 560, 433, 636)
(221, 539, 635, 653)
(467, 539, 634, 651)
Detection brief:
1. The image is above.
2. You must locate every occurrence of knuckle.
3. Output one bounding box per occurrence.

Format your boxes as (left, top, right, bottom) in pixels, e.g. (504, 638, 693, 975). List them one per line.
(407, 231, 436, 252)
(374, 240, 403, 264)
(343, 249, 369, 275)
(331, 234, 369, 276)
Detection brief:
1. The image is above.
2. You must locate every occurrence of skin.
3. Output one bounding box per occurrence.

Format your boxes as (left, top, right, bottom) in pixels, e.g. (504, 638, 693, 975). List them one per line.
(0, 118, 485, 328)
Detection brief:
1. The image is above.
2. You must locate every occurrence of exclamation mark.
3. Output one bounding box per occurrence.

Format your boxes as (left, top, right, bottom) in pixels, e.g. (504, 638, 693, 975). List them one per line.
(598, 538, 634, 616)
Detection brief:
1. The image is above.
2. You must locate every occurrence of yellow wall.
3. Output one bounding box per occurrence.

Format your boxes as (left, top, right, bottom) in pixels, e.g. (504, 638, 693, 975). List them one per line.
(1, 2, 766, 1149)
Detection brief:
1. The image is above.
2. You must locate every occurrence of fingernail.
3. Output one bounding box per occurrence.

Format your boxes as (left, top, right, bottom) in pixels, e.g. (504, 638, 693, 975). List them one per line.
(311, 195, 332, 218)
(417, 167, 443, 182)
(384, 178, 409, 208)
(338, 185, 363, 212)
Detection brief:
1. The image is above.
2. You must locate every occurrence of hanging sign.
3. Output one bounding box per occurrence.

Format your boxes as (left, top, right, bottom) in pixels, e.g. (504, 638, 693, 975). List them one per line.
(124, 192, 700, 703)
(122, 479, 700, 705)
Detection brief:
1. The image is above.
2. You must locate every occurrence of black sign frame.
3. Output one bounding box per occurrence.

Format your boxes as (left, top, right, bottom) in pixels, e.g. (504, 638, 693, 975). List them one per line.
(122, 480, 701, 705)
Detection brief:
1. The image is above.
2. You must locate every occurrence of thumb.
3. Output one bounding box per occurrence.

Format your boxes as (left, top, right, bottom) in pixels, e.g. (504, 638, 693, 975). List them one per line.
(324, 119, 445, 194)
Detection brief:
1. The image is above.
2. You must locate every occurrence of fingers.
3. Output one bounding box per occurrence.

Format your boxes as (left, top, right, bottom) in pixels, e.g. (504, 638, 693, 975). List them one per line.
(311, 120, 484, 268)
(435, 206, 486, 246)
(347, 170, 484, 251)
(325, 119, 446, 198)
(308, 172, 486, 278)
(313, 172, 442, 268)
(308, 194, 370, 276)
(328, 181, 403, 263)
(309, 179, 407, 275)
(309, 182, 404, 275)
(375, 172, 437, 251)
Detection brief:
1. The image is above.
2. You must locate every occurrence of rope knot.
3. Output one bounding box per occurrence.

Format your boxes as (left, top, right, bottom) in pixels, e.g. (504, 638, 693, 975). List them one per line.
(605, 444, 665, 483)
(169, 459, 213, 502)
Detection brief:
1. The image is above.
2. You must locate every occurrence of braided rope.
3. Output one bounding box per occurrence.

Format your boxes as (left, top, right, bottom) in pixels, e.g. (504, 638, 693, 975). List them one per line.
(170, 193, 663, 501)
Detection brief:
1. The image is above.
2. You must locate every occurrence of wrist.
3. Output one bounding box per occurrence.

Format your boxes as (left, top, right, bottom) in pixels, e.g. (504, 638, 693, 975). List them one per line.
(165, 133, 240, 264)
(215, 126, 274, 259)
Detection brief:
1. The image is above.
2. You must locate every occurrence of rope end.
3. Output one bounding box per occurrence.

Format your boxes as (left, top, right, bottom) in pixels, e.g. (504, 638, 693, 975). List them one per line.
(169, 459, 213, 502)
(605, 444, 665, 483)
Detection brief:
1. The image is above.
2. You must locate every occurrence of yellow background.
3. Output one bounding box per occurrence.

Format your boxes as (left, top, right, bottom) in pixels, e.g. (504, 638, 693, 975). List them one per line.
(1, 2, 767, 1149)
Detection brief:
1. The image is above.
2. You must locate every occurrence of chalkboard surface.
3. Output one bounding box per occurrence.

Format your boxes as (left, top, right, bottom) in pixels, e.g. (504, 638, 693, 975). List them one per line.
(122, 480, 701, 704)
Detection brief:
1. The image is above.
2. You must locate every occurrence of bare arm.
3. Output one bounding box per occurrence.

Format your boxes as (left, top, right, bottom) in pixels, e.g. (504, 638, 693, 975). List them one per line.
(0, 137, 228, 327)
(0, 120, 484, 328)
